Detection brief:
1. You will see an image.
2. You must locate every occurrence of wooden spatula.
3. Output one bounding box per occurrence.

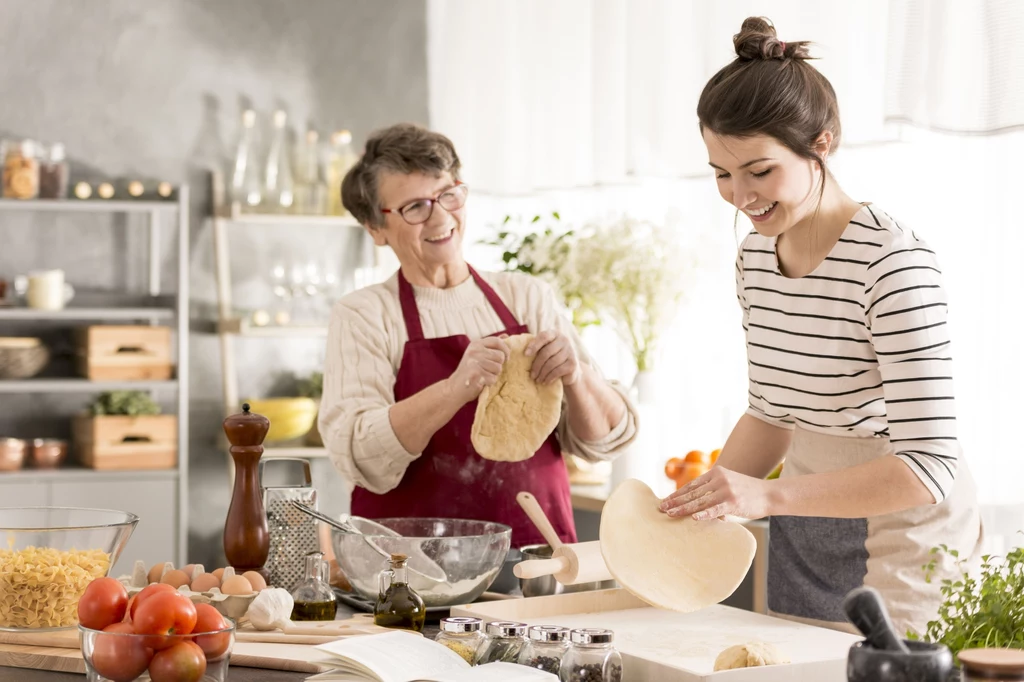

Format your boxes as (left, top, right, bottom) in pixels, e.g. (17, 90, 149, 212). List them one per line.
(516, 491, 564, 549)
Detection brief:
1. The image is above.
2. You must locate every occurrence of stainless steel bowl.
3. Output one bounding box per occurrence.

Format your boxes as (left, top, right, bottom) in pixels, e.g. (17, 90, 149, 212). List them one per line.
(332, 517, 512, 607)
(518, 544, 616, 598)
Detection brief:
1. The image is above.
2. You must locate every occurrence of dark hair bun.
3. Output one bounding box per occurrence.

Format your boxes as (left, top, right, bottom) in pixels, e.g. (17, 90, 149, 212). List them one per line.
(733, 16, 810, 61)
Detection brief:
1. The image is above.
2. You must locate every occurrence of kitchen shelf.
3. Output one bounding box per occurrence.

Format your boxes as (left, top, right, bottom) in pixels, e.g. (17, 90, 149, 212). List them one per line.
(263, 446, 330, 459)
(0, 379, 177, 393)
(0, 305, 175, 321)
(223, 208, 361, 229)
(218, 317, 328, 337)
(0, 199, 179, 214)
(0, 467, 179, 482)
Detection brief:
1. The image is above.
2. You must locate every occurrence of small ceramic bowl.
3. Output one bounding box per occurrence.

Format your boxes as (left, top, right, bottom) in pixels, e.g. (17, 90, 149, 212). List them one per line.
(31, 439, 67, 469)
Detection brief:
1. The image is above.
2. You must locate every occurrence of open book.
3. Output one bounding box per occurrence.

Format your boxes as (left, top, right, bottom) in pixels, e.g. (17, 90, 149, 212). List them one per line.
(308, 631, 558, 682)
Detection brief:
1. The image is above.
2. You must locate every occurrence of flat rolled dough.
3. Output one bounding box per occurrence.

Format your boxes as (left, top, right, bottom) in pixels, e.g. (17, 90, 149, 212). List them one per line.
(599, 479, 756, 612)
(714, 642, 790, 671)
(471, 333, 563, 462)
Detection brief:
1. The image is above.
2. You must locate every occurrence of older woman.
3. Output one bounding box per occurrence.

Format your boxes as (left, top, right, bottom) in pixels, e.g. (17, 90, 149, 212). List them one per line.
(318, 123, 637, 547)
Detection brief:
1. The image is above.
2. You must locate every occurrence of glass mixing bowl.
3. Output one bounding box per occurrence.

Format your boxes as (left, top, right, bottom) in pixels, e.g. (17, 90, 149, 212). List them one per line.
(332, 517, 512, 607)
(0, 507, 139, 631)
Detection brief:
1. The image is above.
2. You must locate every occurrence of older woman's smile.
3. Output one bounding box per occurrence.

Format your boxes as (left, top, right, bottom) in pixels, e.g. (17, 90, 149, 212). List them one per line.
(424, 227, 455, 243)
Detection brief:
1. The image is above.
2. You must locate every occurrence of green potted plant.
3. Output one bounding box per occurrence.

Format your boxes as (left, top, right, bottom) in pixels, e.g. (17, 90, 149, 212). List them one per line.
(72, 391, 177, 470)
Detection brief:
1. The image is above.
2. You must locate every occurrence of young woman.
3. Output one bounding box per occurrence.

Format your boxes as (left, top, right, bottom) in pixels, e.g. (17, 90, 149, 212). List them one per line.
(660, 17, 983, 636)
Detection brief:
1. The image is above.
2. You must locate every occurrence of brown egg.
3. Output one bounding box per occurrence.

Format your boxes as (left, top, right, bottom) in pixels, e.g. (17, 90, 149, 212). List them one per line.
(220, 575, 253, 595)
(148, 563, 168, 584)
(212, 567, 226, 581)
(182, 564, 197, 580)
(242, 571, 267, 591)
(190, 572, 221, 593)
(161, 569, 191, 589)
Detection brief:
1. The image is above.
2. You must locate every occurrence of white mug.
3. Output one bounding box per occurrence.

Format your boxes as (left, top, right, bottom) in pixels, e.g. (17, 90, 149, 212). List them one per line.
(26, 270, 75, 311)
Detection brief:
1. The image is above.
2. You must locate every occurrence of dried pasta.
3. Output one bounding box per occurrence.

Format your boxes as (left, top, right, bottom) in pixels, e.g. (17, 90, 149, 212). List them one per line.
(0, 546, 110, 628)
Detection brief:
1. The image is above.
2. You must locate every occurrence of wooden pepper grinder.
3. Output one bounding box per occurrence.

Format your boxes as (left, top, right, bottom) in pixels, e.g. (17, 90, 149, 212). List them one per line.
(223, 402, 270, 577)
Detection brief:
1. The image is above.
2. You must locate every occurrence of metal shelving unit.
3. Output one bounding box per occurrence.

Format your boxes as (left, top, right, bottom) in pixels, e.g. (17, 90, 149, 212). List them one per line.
(0, 192, 190, 569)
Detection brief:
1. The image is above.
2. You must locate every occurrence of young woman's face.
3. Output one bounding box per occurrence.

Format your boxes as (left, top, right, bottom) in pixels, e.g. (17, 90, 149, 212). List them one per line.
(703, 130, 824, 238)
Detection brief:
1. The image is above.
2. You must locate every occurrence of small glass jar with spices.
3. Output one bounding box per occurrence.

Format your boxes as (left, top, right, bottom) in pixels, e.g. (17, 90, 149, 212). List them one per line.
(2, 139, 40, 199)
(959, 648, 1024, 681)
(38, 143, 68, 199)
(434, 617, 485, 665)
(519, 625, 570, 675)
(477, 621, 529, 665)
(560, 628, 622, 682)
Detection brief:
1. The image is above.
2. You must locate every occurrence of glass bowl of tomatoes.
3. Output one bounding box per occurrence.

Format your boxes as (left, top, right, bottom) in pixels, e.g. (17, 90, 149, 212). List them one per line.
(0, 506, 139, 631)
(79, 580, 235, 682)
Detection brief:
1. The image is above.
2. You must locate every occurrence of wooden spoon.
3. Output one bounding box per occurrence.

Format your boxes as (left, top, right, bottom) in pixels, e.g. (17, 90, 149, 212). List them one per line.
(516, 491, 563, 550)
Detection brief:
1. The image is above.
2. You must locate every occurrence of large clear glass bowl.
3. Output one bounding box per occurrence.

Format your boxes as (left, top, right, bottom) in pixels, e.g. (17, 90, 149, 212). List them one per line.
(332, 517, 512, 607)
(80, 621, 235, 682)
(0, 507, 139, 631)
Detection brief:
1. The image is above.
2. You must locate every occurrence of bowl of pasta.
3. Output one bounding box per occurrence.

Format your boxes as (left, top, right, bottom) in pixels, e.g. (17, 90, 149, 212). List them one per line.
(0, 507, 139, 631)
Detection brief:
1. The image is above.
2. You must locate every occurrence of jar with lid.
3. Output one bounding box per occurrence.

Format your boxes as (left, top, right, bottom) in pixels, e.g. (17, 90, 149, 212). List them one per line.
(434, 617, 485, 665)
(560, 628, 622, 682)
(2, 139, 40, 199)
(519, 625, 570, 675)
(288, 550, 337, 621)
(38, 143, 68, 199)
(477, 621, 529, 665)
(959, 648, 1024, 681)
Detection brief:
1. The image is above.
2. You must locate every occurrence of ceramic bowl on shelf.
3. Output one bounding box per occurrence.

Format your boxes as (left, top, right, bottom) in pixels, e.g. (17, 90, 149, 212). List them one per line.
(243, 397, 318, 443)
(0, 438, 26, 471)
(0, 507, 139, 631)
(0, 337, 49, 379)
(30, 438, 67, 469)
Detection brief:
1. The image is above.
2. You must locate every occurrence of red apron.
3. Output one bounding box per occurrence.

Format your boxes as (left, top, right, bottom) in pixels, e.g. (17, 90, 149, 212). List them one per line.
(351, 266, 577, 548)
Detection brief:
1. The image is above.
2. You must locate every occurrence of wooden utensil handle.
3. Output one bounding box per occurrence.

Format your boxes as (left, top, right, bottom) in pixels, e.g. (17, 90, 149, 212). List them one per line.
(514, 557, 568, 579)
(516, 491, 563, 549)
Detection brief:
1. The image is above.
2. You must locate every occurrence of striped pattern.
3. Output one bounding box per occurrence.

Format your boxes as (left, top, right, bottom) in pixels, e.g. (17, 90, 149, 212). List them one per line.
(737, 205, 960, 502)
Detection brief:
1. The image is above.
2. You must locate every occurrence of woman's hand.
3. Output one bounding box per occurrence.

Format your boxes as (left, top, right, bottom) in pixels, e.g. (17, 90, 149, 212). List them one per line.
(659, 467, 775, 521)
(447, 336, 510, 404)
(526, 330, 581, 386)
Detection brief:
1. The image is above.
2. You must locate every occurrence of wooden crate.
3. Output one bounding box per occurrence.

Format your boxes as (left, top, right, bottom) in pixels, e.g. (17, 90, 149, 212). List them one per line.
(72, 415, 177, 470)
(74, 325, 173, 380)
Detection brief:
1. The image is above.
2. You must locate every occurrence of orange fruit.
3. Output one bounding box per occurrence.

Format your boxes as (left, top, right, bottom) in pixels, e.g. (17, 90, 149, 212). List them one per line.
(709, 449, 722, 464)
(673, 462, 709, 489)
(684, 450, 708, 464)
(664, 457, 686, 480)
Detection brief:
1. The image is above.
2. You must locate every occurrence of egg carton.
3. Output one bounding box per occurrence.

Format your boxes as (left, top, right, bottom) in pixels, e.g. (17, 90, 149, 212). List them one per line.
(117, 560, 262, 620)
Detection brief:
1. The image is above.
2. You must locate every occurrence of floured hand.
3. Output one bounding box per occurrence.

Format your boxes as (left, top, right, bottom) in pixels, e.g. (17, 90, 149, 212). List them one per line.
(660, 466, 774, 521)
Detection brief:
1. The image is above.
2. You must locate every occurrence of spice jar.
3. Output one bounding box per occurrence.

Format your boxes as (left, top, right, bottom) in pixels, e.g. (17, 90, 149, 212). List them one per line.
(560, 628, 622, 682)
(519, 625, 570, 675)
(478, 621, 529, 665)
(38, 143, 68, 199)
(435, 617, 485, 664)
(2, 140, 40, 199)
(959, 648, 1024, 681)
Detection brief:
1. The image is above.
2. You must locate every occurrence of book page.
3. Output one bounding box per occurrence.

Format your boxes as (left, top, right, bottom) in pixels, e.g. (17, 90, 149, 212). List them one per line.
(421, 662, 558, 682)
(315, 631, 470, 682)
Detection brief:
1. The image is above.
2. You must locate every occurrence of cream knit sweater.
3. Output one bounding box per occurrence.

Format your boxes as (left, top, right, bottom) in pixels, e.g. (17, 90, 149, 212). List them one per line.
(319, 269, 639, 494)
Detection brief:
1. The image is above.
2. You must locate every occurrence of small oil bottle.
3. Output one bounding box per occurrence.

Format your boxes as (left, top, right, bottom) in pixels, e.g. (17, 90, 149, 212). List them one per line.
(289, 550, 338, 621)
(374, 553, 426, 632)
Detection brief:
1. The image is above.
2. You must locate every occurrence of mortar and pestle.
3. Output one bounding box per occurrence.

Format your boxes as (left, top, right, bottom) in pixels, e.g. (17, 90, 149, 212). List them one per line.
(844, 586, 954, 682)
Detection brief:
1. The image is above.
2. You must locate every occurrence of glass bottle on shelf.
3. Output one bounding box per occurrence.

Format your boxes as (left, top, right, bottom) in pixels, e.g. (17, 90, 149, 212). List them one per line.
(326, 130, 357, 216)
(289, 550, 337, 621)
(38, 143, 68, 199)
(294, 128, 327, 215)
(374, 553, 426, 632)
(231, 109, 262, 211)
(263, 110, 295, 213)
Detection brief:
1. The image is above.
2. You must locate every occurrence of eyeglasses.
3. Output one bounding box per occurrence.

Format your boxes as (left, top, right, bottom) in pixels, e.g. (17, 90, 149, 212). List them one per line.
(381, 182, 469, 225)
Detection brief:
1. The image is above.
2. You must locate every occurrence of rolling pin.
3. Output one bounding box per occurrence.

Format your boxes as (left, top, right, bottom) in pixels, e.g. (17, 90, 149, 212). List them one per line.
(513, 540, 613, 585)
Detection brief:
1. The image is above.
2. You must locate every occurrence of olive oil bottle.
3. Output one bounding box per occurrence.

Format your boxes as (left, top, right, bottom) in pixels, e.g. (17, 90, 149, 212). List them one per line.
(374, 553, 426, 632)
(290, 551, 337, 621)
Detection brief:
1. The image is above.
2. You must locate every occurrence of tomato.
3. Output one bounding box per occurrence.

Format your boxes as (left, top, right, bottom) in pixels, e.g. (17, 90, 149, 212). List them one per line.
(78, 577, 129, 630)
(133, 591, 198, 650)
(123, 594, 136, 622)
(148, 640, 207, 682)
(130, 583, 176, 621)
(191, 603, 231, 660)
(90, 622, 154, 682)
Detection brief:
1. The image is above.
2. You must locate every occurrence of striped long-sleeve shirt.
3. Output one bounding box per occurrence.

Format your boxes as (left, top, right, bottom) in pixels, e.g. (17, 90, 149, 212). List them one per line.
(737, 204, 960, 503)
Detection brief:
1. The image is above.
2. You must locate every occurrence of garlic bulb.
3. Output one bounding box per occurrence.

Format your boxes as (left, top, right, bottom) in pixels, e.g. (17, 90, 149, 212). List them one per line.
(246, 587, 294, 631)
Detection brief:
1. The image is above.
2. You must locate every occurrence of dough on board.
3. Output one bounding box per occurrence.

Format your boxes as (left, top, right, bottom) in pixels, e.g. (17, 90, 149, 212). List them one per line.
(471, 333, 563, 462)
(714, 642, 791, 671)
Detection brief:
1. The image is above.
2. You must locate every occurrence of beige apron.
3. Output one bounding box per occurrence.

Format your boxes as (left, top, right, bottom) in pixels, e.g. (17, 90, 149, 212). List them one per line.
(766, 427, 984, 637)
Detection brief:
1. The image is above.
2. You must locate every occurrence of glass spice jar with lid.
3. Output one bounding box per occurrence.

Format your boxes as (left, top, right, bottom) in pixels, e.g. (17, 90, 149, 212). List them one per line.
(38, 142, 68, 199)
(477, 621, 529, 665)
(959, 648, 1024, 681)
(434, 617, 485, 665)
(2, 139, 40, 199)
(519, 625, 570, 675)
(560, 628, 622, 682)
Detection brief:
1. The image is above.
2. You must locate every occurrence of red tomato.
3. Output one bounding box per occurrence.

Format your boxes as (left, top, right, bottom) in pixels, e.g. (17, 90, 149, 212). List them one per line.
(130, 583, 176, 621)
(90, 622, 154, 682)
(133, 591, 198, 650)
(148, 640, 207, 682)
(123, 594, 136, 622)
(77, 577, 129, 630)
(191, 603, 231, 660)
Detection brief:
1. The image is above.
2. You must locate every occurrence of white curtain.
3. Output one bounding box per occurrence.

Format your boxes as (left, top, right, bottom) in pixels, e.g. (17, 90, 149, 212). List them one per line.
(428, 0, 1024, 515)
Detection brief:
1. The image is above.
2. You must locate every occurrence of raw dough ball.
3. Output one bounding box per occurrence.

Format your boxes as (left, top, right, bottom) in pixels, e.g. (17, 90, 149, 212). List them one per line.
(714, 642, 790, 671)
(471, 333, 563, 462)
(599, 479, 756, 612)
